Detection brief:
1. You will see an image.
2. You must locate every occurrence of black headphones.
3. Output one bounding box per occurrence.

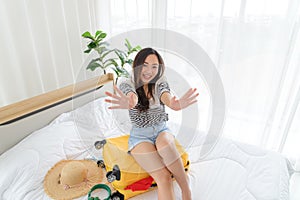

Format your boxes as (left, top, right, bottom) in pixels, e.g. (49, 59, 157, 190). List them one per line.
(88, 184, 111, 200)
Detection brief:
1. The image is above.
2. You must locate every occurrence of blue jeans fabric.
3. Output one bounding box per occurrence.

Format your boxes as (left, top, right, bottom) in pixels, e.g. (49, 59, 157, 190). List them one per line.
(128, 121, 172, 152)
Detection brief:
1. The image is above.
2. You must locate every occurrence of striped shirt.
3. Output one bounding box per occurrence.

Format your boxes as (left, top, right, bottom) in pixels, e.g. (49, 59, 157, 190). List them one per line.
(119, 76, 171, 128)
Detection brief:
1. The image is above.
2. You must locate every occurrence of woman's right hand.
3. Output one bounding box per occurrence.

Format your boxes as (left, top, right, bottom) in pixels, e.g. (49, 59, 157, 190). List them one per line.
(105, 85, 137, 109)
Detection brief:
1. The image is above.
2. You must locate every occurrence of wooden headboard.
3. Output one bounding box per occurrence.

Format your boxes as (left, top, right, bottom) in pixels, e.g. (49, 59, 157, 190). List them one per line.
(0, 73, 114, 155)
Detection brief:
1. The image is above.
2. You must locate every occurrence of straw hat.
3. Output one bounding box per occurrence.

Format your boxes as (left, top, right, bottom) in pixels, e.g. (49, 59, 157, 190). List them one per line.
(44, 160, 103, 200)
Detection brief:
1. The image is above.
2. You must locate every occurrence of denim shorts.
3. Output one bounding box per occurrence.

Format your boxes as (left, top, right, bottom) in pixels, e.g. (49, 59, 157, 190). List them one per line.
(128, 121, 172, 152)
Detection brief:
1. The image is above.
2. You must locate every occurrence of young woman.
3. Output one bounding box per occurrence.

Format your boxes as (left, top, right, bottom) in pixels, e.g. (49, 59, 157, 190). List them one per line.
(105, 48, 198, 200)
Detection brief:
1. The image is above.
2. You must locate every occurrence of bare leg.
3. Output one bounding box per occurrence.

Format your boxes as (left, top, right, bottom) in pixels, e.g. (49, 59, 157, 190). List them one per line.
(156, 132, 192, 200)
(130, 142, 175, 200)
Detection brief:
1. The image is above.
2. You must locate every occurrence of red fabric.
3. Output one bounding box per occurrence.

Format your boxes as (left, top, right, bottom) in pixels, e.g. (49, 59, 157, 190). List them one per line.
(125, 176, 154, 191)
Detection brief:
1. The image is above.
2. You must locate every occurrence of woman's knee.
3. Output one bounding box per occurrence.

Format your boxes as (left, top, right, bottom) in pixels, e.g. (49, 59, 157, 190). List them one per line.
(130, 142, 167, 172)
(152, 168, 172, 185)
(156, 132, 175, 149)
(156, 132, 180, 164)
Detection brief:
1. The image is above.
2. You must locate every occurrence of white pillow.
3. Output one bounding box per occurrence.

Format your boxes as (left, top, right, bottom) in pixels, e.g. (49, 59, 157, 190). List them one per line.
(52, 97, 128, 138)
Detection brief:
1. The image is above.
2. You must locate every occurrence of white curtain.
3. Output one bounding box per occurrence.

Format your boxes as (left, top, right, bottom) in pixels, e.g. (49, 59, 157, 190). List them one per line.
(0, 0, 300, 163)
(106, 0, 300, 163)
(0, 0, 100, 106)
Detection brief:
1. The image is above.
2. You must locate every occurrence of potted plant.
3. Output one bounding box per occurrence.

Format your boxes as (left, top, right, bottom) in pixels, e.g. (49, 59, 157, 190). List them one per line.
(82, 30, 141, 83)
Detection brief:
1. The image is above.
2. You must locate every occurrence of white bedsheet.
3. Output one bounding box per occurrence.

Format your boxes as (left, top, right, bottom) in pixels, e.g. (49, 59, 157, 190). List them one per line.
(0, 98, 291, 200)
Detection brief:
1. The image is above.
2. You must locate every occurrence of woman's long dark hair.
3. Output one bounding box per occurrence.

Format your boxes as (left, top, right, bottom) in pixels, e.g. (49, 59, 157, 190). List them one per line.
(133, 48, 165, 112)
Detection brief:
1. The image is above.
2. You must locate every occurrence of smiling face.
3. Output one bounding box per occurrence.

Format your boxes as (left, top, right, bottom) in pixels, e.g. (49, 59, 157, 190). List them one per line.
(140, 54, 159, 84)
(133, 48, 165, 90)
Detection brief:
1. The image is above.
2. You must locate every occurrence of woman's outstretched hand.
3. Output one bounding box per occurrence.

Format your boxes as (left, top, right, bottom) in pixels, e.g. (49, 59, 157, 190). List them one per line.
(105, 85, 137, 109)
(169, 88, 199, 111)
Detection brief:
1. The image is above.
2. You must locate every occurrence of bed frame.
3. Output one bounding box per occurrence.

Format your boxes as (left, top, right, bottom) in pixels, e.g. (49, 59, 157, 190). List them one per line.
(0, 73, 114, 155)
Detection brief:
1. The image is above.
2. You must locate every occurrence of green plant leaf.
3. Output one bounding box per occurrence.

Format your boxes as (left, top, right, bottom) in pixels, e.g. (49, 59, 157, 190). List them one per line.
(126, 59, 134, 65)
(86, 60, 101, 71)
(88, 41, 98, 49)
(96, 31, 107, 42)
(95, 30, 102, 38)
(84, 48, 92, 53)
(135, 45, 142, 50)
(112, 67, 120, 76)
(114, 49, 126, 66)
(104, 58, 118, 67)
(82, 31, 94, 40)
(96, 46, 110, 56)
(125, 39, 132, 51)
(113, 65, 129, 77)
(99, 32, 107, 39)
(129, 45, 142, 54)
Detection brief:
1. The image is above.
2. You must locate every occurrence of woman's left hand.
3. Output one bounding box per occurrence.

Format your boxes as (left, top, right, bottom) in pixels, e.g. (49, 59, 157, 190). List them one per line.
(169, 88, 199, 111)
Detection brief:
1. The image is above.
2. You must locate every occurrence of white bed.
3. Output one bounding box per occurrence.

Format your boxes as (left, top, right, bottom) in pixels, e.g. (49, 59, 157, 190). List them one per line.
(0, 74, 292, 200)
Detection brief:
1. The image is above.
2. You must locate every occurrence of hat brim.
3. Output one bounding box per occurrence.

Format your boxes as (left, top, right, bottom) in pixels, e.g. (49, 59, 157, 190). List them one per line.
(44, 160, 103, 200)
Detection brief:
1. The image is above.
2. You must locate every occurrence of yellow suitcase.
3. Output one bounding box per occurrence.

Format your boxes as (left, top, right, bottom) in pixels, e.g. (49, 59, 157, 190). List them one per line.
(98, 135, 190, 200)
